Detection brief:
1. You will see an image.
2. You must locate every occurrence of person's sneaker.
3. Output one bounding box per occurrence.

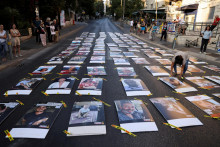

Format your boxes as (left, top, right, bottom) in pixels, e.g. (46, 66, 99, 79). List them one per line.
(19, 54, 23, 57)
(200, 52, 202, 54)
(204, 52, 207, 54)
(15, 55, 18, 58)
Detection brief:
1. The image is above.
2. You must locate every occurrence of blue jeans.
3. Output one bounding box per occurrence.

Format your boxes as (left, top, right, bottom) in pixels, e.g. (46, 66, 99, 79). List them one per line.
(174, 60, 189, 75)
(0, 41, 7, 58)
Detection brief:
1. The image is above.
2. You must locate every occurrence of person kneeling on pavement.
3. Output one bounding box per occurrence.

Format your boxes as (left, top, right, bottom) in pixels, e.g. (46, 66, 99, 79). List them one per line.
(170, 51, 189, 79)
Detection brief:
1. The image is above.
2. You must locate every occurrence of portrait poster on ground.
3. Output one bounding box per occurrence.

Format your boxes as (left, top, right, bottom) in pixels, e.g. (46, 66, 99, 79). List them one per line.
(47, 56, 65, 64)
(90, 56, 105, 63)
(110, 52, 124, 57)
(160, 77, 197, 93)
(156, 59, 172, 65)
(67, 56, 86, 64)
(32, 66, 56, 75)
(87, 66, 107, 76)
(93, 51, 105, 56)
(189, 57, 207, 64)
(114, 100, 158, 132)
(76, 78, 103, 95)
(132, 58, 150, 64)
(150, 97, 203, 127)
(187, 65, 204, 73)
(5, 78, 43, 95)
(144, 66, 169, 76)
(121, 79, 151, 96)
(0, 102, 19, 125)
(113, 58, 130, 65)
(45, 77, 75, 94)
(164, 66, 190, 74)
(9, 102, 62, 139)
(123, 52, 138, 57)
(144, 53, 161, 58)
(186, 77, 220, 89)
(67, 101, 106, 136)
(117, 67, 137, 76)
(204, 76, 220, 85)
(185, 95, 220, 117)
(60, 65, 81, 75)
(203, 65, 220, 73)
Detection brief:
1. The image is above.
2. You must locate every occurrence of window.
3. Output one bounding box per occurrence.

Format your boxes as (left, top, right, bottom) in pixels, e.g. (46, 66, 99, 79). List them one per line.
(208, 7, 215, 19)
(151, 4, 153, 9)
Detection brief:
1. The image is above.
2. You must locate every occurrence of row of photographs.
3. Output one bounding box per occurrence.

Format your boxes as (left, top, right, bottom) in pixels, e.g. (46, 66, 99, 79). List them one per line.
(4, 75, 220, 96)
(1, 95, 219, 138)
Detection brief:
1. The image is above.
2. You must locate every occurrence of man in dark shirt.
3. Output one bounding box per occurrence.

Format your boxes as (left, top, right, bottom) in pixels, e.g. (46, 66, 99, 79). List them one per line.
(33, 16, 41, 43)
(21, 106, 51, 127)
(118, 100, 143, 122)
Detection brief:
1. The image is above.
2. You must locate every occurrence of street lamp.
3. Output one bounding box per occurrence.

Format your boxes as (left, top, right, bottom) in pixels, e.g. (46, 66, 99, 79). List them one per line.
(155, 0, 157, 23)
(122, 0, 125, 20)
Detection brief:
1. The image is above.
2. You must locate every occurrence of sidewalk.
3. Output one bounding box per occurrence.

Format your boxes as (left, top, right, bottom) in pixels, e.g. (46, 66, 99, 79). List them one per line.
(114, 21, 220, 64)
(0, 21, 88, 71)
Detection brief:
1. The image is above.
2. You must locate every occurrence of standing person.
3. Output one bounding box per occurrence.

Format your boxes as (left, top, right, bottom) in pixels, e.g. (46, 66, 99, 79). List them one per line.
(10, 24, 21, 57)
(200, 26, 212, 54)
(133, 20, 137, 31)
(33, 16, 41, 43)
(151, 23, 157, 41)
(141, 20, 145, 34)
(38, 22, 46, 46)
(130, 19, 134, 32)
(173, 16, 186, 35)
(50, 23, 55, 42)
(137, 21, 141, 34)
(53, 19, 59, 42)
(160, 22, 167, 41)
(0, 24, 7, 62)
(45, 17, 51, 42)
(210, 15, 220, 31)
(170, 51, 189, 79)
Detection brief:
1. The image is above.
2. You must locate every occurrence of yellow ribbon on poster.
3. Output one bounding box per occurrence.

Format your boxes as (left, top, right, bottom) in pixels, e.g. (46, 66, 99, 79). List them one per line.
(41, 91, 49, 96)
(4, 130, 14, 141)
(28, 73, 33, 76)
(92, 97, 111, 107)
(111, 124, 137, 137)
(163, 123, 182, 131)
(5, 91, 8, 97)
(60, 101, 67, 108)
(63, 130, 71, 135)
(75, 91, 82, 96)
(204, 115, 220, 120)
(16, 100, 24, 105)
(172, 91, 186, 95)
(71, 76, 79, 80)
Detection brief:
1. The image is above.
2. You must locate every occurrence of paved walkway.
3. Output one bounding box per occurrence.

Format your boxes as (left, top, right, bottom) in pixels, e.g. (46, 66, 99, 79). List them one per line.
(0, 21, 88, 71)
(114, 21, 220, 64)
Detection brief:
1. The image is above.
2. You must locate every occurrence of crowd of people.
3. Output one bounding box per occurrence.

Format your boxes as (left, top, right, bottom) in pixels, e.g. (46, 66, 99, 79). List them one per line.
(0, 16, 61, 63)
(129, 15, 220, 54)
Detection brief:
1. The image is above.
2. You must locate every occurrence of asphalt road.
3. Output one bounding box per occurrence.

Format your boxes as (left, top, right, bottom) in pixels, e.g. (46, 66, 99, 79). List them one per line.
(0, 18, 220, 147)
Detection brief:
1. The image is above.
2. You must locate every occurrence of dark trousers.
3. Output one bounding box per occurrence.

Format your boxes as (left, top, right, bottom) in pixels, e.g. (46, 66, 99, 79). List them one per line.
(161, 31, 167, 40)
(200, 38, 209, 52)
(210, 25, 216, 31)
(35, 28, 41, 43)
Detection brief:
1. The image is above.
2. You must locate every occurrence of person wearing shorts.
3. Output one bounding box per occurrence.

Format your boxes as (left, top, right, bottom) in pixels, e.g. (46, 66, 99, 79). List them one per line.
(141, 20, 145, 34)
(10, 24, 21, 57)
(0, 24, 7, 62)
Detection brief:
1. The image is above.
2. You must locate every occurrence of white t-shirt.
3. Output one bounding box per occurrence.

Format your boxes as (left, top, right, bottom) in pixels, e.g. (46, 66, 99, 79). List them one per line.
(0, 30, 6, 43)
(178, 18, 185, 24)
(172, 51, 189, 65)
(130, 21, 134, 26)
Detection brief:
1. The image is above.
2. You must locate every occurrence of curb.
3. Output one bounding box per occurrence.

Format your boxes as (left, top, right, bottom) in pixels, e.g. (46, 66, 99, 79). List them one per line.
(131, 33, 220, 64)
(0, 25, 87, 71)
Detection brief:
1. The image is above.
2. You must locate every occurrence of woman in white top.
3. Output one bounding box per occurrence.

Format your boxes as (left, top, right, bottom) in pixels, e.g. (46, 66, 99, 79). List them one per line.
(10, 24, 21, 57)
(48, 78, 70, 89)
(0, 24, 7, 62)
(200, 26, 212, 54)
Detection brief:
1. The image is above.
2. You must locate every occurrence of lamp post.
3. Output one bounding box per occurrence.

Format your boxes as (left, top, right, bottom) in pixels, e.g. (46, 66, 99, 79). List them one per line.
(122, 0, 125, 20)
